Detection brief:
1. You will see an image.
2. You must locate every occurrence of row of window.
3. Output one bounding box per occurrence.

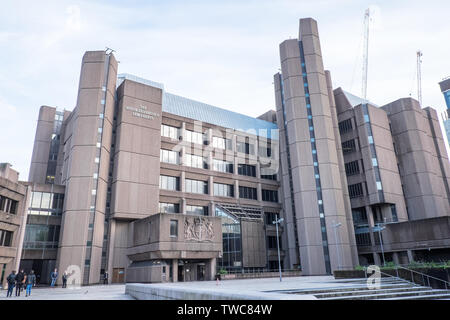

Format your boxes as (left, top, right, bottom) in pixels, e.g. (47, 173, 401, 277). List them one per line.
(161, 124, 270, 157)
(345, 160, 360, 176)
(23, 224, 60, 248)
(160, 149, 274, 180)
(348, 183, 364, 198)
(338, 118, 353, 134)
(158, 202, 209, 216)
(0, 196, 18, 214)
(160, 175, 278, 202)
(342, 139, 356, 154)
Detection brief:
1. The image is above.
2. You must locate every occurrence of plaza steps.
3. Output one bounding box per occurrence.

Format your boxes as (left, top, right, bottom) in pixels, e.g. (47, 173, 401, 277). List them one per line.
(283, 278, 450, 300)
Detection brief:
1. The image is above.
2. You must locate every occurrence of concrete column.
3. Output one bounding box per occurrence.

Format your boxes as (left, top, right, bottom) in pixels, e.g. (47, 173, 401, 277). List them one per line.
(234, 156, 239, 175)
(180, 146, 185, 166)
(208, 151, 213, 171)
(407, 250, 414, 263)
(172, 259, 178, 282)
(366, 206, 376, 247)
(106, 219, 116, 284)
(257, 182, 262, 202)
(234, 180, 239, 199)
(180, 171, 185, 192)
(373, 252, 381, 266)
(208, 176, 214, 196)
(209, 201, 215, 217)
(392, 252, 400, 265)
(256, 161, 261, 178)
(207, 258, 217, 281)
(181, 198, 186, 214)
(180, 122, 186, 141)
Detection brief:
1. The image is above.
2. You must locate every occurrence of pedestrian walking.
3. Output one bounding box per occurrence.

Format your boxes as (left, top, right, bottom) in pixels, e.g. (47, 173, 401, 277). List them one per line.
(25, 270, 36, 297)
(15, 269, 25, 296)
(6, 270, 16, 297)
(103, 271, 109, 285)
(62, 272, 68, 288)
(50, 268, 58, 287)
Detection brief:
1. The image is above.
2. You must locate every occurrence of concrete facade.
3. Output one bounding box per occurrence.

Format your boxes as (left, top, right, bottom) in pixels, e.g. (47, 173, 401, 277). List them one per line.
(274, 18, 358, 275)
(0, 163, 30, 289)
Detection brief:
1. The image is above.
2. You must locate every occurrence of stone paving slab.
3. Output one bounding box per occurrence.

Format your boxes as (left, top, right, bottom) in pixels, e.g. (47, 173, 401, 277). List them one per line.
(0, 284, 133, 300)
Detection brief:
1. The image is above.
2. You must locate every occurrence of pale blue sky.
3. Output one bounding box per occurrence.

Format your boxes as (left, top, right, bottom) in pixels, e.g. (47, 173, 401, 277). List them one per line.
(1, 0, 449, 178)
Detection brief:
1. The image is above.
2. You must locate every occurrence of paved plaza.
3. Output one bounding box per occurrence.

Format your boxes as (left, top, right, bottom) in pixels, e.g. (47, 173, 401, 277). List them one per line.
(0, 284, 133, 300)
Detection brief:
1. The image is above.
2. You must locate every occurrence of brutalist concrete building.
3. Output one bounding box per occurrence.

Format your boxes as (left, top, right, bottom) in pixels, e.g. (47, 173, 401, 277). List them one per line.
(17, 17, 450, 285)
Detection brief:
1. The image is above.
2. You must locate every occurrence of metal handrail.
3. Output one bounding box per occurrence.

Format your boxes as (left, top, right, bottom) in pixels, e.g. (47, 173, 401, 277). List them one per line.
(363, 266, 412, 286)
(395, 265, 450, 290)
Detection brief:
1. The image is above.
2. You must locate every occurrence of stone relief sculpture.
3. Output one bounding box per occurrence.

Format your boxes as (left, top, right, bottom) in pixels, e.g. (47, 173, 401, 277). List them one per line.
(184, 216, 214, 242)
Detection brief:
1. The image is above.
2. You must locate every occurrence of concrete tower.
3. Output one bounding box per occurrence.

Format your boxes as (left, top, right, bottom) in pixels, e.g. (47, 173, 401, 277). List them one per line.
(274, 18, 358, 275)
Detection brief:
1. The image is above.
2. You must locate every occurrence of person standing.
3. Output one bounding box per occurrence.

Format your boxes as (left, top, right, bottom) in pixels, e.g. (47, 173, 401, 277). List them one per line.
(15, 269, 25, 296)
(25, 270, 36, 297)
(6, 270, 16, 298)
(103, 271, 109, 285)
(62, 272, 68, 288)
(50, 268, 58, 287)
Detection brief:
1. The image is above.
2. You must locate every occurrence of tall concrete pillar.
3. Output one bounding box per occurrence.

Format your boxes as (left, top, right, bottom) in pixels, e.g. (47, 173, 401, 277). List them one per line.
(172, 259, 178, 282)
(57, 51, 118, 285)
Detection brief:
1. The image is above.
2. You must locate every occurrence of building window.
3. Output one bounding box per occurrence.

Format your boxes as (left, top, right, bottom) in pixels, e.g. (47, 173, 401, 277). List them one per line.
(342, 139, 356, 154)
(236, 141, 254, 155)
(212, 136, 232, 150)
(345, 160, 360, 176)
(185, 179, 208, 194)
(237, 164, 256, 177)
(239, 186, 257, 200)
(159, 202, 179, 214)
(215, 206, 242, 271)
(161, 124, 179, 140)
(186, 205, 208, 216)
(258, 144, 272, 158)
(185, 130, 204, 145)
(338, 119, 353, 134)
(159, 175, 180, 191)
(214, 183, 234, 197)
(0, 230, 13, 247)
(348, 183, 364, 198)
(262, 189, 278, 203)
(390, 204, 398, 222)
(261, 174, 277, 181)
(23, 224, 60, 249)
(160, 149, 179, 164)
(213, 159, 234, 173)
(267, 236, 281, 250)
(265, 212, 280, 225)
(170, 220, 178, 237)
(184, 154, 208, 169)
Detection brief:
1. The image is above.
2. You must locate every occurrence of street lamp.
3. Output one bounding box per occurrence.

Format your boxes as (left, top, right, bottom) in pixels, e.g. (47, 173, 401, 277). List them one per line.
(332, 221, 342, 271)
(272, 214, 284, 282)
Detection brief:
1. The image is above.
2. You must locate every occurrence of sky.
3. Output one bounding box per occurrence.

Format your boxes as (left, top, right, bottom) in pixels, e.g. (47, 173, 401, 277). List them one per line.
(1, 0, 449, 179)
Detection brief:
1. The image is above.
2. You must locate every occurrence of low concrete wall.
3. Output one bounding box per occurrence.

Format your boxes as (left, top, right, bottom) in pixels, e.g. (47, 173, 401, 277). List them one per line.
(125, 283, 315, 300)
(220, 271, 302, 280)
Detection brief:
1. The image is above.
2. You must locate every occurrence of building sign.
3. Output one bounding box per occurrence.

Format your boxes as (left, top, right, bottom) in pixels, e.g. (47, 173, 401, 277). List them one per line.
(125, 105, 160, 120)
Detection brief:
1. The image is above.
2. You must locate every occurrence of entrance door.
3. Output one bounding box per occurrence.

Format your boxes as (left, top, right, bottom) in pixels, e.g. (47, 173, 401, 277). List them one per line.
(112, 268, 125, 283)
(197, 264, 205, 281)
(178, 265, 184, 282)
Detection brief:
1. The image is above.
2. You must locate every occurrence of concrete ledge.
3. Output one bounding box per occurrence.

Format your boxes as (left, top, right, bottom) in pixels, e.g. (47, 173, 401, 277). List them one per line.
(126, 283, 316, 300)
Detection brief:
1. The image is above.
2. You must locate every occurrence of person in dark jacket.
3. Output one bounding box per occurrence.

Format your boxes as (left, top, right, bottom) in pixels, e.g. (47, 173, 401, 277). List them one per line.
(25, 270, 36, 297)
(62, 272, 68, 288)
(6, 270, 16, 297)
(103, 271, 109, 285)
(15, 269, 25, 296)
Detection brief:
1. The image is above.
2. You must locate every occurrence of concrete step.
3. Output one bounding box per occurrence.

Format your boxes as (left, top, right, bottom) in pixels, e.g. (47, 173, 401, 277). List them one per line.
(314, 286, 431, 298)
(282, 283, 418, 295)
(320, 289, 450, 300)
(383, 292, 450, 300)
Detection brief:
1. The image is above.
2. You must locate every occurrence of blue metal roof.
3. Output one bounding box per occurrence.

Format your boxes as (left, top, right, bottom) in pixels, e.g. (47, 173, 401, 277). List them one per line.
(117, 73, 278, 139)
